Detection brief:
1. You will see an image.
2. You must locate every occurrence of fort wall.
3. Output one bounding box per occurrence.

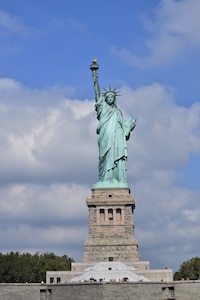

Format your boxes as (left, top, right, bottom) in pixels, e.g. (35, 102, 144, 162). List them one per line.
(0, 280, 200, 300)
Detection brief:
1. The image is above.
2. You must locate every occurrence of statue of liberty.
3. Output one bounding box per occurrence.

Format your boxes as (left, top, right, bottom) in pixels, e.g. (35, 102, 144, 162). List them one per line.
(90, 59, 136, 188)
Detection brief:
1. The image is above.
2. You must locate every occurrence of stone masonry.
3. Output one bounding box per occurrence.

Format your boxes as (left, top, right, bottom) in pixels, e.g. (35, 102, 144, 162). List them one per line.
(2, 281, 200, 300)
(83, 187, 140, 262)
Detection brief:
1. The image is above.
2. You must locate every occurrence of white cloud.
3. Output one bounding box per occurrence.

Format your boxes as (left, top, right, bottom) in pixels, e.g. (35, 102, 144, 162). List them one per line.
(121, 84, 200, 175)
(0, 183, 89, 260)
(0, 10, 42, 55)
(0, 10, 33, 37)
(111, 0, 200, 66)
(181, 209, 200, 222)
(0, 78, 200, 269)
(0, 78, 96, 184)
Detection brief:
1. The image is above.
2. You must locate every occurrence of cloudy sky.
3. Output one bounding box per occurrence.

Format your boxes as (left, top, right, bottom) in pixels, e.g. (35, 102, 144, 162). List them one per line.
(0, 0, 200, 273)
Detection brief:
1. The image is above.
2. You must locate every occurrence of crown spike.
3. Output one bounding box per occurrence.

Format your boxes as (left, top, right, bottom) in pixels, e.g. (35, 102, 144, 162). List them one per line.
(102, 86, 121, 98)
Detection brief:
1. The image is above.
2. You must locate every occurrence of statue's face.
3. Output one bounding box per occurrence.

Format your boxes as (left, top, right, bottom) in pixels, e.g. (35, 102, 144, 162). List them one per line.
(105, 93, 116, 106)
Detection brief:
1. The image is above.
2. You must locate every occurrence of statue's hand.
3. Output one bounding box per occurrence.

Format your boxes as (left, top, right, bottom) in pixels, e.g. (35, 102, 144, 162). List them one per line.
(130, 118, 136, 130)
(124, 118, 136, 140)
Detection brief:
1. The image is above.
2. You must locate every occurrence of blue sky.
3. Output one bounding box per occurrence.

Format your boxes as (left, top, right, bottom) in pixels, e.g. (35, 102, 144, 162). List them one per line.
(0, 0, 200, 273)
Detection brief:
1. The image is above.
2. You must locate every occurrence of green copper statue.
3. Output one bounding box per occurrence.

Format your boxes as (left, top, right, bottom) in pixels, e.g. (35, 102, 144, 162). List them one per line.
(90, 59, 136, 188)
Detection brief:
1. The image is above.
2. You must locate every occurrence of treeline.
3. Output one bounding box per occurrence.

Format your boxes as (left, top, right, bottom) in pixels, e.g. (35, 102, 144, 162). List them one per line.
(0, 252, 73, 283)
(174, 257, 200, 280)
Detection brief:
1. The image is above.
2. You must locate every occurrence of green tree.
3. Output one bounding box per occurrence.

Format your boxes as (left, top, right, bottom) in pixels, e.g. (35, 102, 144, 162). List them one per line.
(174, 257, 200, 280)
(0, 252, 74, 283)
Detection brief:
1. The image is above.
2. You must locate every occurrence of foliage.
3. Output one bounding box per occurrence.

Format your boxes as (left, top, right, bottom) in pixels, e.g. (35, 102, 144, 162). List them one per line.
(174, 257, 200, 280)
(0, 252, 74, 283)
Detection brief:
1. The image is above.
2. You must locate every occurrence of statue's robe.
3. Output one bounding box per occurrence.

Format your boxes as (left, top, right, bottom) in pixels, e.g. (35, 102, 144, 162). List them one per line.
(95, 97, 133, 183)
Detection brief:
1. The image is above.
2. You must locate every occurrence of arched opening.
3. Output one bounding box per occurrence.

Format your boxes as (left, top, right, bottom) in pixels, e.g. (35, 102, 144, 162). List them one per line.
(116, 208, 122, 221)
(100, 208, 105, 221)
(108, 208, 113, 221)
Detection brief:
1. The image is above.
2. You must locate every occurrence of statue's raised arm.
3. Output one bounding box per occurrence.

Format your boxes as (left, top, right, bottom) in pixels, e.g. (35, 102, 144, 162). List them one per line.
(90, 59, 100, 101)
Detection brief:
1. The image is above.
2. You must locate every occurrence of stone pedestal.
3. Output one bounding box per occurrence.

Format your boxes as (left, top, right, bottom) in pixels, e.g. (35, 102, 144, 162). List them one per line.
(83, 188, 140, 262)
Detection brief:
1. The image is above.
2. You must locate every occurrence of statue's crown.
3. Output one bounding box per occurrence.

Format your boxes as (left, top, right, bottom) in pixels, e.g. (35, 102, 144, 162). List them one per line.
(103, 86, 121, 97)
